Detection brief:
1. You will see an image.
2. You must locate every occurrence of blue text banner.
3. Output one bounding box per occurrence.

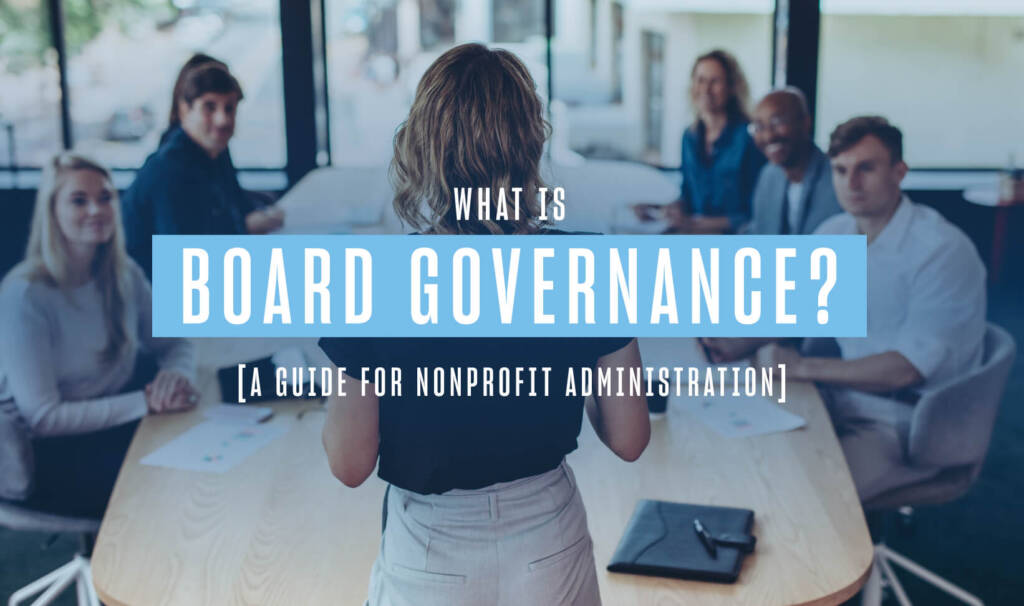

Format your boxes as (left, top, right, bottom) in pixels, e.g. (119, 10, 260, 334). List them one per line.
(151, 234, 866, 338)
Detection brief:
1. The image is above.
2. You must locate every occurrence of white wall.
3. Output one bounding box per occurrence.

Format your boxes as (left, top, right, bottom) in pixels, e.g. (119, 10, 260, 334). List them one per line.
(565, 9, 771, 164)
(817, 14, 1024, 168)
(565, 8, 1024, 168)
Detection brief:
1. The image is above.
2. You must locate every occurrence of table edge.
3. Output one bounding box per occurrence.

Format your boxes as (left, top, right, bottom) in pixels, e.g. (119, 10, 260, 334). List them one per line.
(793, 555, 874, 606)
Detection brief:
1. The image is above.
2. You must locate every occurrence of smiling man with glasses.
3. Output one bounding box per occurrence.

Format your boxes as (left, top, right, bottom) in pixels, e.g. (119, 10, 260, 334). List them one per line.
(747, 87, 841, 235)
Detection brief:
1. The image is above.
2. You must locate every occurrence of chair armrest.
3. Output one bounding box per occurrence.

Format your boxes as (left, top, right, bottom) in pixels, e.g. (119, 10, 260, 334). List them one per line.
(907, 328, 1015, 467)
(0, 400, 34, 501)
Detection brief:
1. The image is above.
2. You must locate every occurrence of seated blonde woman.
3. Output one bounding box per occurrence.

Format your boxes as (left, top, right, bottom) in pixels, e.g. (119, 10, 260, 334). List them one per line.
(0, 153, 198, 518)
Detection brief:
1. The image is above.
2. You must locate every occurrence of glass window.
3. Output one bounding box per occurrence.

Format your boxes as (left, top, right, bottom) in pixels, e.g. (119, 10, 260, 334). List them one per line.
(551, 0, 774, 164)
(0, 0, 63, 167)
(64, 0, 285, 168)
(493, 0, 545, 43)
(818, 1, 1024, 168)
(325, 0, 548, 166)
(641, 30, 666, 157)
(418, 0, 455, 50)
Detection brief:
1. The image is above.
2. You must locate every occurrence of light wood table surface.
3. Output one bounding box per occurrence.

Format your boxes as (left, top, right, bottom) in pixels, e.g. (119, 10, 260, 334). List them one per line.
(91, 338, 873, 606)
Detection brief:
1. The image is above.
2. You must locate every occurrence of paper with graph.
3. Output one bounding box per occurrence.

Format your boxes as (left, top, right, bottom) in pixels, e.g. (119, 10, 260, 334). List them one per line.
(672, 393, 806, 438)
(141, 419, 287, 473)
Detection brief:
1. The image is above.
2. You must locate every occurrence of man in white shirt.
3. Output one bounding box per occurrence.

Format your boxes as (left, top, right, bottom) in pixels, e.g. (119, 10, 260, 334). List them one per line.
(705, 116, 986, 501)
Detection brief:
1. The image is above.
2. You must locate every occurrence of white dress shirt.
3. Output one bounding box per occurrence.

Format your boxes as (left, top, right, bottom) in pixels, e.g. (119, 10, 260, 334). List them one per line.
(814, 195, 986, 421)
(785, 180, 804, 234)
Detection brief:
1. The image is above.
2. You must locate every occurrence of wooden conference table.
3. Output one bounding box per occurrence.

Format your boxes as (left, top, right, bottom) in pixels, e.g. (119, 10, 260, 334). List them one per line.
(91, 338, 873, 606)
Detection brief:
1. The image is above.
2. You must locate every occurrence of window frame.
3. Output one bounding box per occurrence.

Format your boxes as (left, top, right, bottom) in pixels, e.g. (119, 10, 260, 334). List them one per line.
(6, 1, 1006, 187)
(4, 0, 294, 179)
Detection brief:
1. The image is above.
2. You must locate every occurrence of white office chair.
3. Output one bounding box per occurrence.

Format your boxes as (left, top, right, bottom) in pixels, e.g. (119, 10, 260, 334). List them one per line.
(859, 323, 1016, 606)
(0, 501, 101, 606)
(0, 355, 158, 606)
(1, 401, 102, 606)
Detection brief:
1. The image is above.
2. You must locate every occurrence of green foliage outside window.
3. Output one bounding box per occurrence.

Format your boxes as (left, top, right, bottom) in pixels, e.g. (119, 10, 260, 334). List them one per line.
(0, 0, 176, 72)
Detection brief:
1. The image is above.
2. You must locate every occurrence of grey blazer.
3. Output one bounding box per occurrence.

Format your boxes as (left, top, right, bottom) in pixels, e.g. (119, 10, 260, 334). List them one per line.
(749, 144, 841, 235)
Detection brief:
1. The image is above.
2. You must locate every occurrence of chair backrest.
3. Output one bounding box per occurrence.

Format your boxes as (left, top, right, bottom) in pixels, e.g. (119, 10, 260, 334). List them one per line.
(907, 323, 1016, 468)
(0, 399, 34, 501)
(0, 500, 100, 534)
(0, 404, 101, 534)
(0, 188, 35, 281)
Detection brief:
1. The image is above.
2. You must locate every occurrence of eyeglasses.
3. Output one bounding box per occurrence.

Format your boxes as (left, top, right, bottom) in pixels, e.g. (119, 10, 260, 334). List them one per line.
(747, 116, 795, 136)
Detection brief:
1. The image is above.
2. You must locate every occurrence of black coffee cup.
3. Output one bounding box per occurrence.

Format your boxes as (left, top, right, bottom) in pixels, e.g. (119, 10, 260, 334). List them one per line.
(646, 381, 668, 414)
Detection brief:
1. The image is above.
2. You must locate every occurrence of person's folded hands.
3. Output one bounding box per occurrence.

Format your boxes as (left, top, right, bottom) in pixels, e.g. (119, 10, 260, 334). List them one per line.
(245, 206, 286, 234)
(699, 337, 760, 363)
(145, 370, 199, 414)
(660, 202, 693, 233)
(755, 343, 805, 379)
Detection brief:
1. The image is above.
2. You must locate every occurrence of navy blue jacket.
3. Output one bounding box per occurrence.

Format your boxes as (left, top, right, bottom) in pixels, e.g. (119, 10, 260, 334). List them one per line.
(122, 126, 252, 277)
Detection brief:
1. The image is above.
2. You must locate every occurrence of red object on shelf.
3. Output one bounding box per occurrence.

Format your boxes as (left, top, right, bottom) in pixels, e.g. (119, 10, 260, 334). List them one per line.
(963, 181, 1024, 284)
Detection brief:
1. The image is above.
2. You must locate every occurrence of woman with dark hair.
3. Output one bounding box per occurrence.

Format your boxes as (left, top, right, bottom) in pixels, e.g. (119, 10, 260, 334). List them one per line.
(121, 56, 283, 277)
(318, 43, 650, 606)
(638, 49, 765, 234)
(162, 53, 228, 143)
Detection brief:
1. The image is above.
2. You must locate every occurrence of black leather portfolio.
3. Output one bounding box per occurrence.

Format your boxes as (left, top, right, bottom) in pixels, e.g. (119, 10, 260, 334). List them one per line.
(607, 499, 756, 583)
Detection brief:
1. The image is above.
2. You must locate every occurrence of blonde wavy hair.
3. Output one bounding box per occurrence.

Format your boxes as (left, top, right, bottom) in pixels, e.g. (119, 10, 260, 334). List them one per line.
(689, 49, 752, 124)
(390, 43, 550, 234)
(20, 152, 133, 363)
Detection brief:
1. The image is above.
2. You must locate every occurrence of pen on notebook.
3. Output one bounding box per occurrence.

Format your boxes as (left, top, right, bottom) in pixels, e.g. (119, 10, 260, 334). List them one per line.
(693, 518, 717, 559)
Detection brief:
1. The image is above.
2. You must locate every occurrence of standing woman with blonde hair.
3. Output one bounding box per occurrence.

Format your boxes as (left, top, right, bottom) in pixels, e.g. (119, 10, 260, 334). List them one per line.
(0, 153, 197, 518)
(319, 44, 650, 606)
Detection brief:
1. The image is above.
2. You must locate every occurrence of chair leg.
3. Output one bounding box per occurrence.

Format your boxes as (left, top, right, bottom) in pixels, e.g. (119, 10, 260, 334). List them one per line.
(876, 548, 912, 606)
(81, 557, 101, 606)
(8, 559, 79, 606)
(877, 544, 985, 606)
(861, 557, 883, 606)
(75, 570, 89, 606)
(22, 559, 80, 606)
(8, 554, 100, 606)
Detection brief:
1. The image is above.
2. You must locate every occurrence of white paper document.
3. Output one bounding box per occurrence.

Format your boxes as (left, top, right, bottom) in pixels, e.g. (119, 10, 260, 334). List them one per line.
(639, 338, 752, 373)
(203, 403, 274, 425)
(672, 394, 806, 438)
(141, 420, 288, 473)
